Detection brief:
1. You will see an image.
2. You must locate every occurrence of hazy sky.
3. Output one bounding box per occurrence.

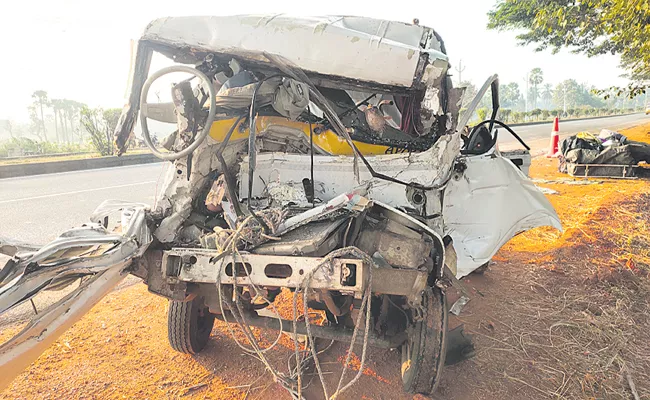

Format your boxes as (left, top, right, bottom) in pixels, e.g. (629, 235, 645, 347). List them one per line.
(0, 0, 628, 122)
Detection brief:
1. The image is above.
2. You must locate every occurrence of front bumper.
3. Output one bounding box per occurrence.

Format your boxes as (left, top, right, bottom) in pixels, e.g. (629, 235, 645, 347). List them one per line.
(162, 248, 429, 303)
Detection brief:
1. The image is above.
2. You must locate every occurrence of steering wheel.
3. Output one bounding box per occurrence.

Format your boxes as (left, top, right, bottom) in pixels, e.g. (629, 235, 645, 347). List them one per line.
(140, 66, 217, 161)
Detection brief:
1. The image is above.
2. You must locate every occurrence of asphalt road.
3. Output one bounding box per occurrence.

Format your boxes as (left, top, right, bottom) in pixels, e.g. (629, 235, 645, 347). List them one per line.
(0, 163, 169, 244)
(499, 112, 650, 151)
(0, 113, 647, 244)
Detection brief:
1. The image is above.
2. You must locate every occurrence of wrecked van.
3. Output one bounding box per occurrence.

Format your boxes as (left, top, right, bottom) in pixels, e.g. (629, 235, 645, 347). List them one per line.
(0, 15, 561, 397)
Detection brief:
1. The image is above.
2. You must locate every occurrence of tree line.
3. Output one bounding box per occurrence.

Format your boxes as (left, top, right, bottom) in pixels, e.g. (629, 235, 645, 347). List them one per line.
(488, 0, 649, 98)
(461, 67, 647, 124)
(0, 90, 122, 158)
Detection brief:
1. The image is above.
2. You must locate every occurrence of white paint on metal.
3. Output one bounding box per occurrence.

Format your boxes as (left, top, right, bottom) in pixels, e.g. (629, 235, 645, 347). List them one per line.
(143, 15, 448, 88)
(444, 149, 562, 277)
(239, 132, 460, 212)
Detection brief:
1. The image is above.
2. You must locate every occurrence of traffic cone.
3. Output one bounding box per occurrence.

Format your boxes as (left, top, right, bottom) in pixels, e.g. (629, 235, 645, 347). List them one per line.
(546, 117, 560, 158)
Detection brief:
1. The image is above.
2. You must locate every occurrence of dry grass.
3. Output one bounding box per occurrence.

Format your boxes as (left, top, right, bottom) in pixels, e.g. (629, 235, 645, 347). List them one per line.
(462, 193, 650, 399)
(2, 124, 650, 400)
(455, 123, 650, 399)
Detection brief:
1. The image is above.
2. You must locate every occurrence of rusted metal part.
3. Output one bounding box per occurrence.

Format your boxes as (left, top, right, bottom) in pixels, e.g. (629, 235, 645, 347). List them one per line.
(356, 218, 433, 269)
(320, 290, 343, 316)
(371, 267, 428, 300)
(204, 175, 227, 213)
(163, 249, 367, 296)
(252, 219, 347, 257)
(164, 246, 429, 302)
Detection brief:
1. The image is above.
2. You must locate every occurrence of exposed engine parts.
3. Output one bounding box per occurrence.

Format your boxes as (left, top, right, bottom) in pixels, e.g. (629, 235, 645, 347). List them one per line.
(0, 15, 562, 398)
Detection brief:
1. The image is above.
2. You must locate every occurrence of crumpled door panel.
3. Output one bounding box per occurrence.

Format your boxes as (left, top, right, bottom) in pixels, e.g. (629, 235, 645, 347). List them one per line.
(444, 150, 562, 277)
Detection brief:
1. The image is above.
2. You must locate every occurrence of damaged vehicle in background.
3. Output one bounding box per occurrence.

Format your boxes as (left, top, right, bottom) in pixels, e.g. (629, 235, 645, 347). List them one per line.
(0, 15, 561, 398)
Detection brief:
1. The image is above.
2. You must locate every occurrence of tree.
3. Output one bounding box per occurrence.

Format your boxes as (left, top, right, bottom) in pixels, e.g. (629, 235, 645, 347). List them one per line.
(499, 108, 512, 122)
(80, 107, 121, 156)
(500, 82, 522, 109)
(59, 100, 87, 143)
(1, 120, 14, 139)
(541, 84, 554, 109)
(50, 99, 64, 143)
(477, 108, 488, 122)
(553, 80, 581, 113)
(576, 83, 606, 108)
(488, 0, 650, 97)
(27, 105, 45, 141)
(460, 81, 478, 108)
(528, 68, 544, 109)
(31, 90, 49, 141)
(530, 108, 542, 121)
(541, 109, 550, 120)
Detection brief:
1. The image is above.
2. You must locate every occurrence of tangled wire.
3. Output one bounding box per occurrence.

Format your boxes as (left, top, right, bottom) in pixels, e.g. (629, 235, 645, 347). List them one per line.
(213, 214, 376, 399)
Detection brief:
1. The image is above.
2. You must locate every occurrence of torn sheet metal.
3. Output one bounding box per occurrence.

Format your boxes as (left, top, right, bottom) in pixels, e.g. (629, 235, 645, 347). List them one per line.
(143, 15, 448, 89)
(0, 203, 150, 313)
(276, 193, 371, 235)
(0, 202, 151, 391)
(443, 148, 562, 277)
(153, 136, 246, 243)
(449, 296, 470, 316)
(0, 263, 129, 391)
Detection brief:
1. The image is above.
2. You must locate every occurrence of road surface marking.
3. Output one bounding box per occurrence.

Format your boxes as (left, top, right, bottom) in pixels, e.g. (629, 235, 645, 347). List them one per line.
(0, 181, 157, 204)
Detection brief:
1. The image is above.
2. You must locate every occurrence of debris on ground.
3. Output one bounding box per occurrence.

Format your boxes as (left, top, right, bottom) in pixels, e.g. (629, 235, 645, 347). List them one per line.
(558, 129, 650, 178)
(532, 178, 603, 185)
(1, 123, 649, 400)
(534, 186, 559, 195)
(4, 14, 650, 400)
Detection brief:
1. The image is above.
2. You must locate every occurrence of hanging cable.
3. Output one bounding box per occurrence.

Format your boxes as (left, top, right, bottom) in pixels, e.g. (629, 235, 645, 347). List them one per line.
(264, 53, 454, 191)
(308, 105, 315, 207)
(215, 114, 247, 217)
(247, 75, 281, 233)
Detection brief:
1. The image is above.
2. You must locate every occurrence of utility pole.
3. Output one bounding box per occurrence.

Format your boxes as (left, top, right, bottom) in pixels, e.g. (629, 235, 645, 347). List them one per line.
(455, 60, 466, 86)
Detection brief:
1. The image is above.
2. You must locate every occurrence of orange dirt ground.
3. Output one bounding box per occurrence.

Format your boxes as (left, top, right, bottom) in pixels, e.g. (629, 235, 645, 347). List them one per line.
(2, 124, 650, 400)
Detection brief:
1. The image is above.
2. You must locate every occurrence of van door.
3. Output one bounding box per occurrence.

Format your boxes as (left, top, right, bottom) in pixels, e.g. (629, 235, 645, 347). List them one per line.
(443, 147, 561, 277)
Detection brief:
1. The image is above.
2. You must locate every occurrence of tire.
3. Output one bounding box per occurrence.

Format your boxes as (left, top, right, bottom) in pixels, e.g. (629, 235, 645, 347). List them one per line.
(167, 297, 215, 354)
(401, 287, 448, 396)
